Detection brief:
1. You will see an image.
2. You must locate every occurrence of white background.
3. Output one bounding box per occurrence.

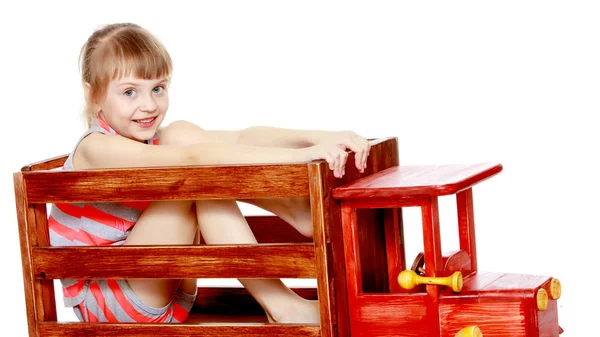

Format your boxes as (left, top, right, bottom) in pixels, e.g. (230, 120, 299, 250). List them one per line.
(1, 1, 598, 336)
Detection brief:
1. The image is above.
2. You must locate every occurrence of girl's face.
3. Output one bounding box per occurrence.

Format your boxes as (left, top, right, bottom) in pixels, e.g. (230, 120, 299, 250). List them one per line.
(97, 76, 169, 142)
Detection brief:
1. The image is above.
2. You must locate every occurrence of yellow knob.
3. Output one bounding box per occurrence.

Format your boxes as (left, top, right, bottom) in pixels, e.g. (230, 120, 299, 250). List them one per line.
(455, 326, 483, 337)
(537, 288, 548, 311)
(547, 278, 561, 300)
(398, 270, 463, 293)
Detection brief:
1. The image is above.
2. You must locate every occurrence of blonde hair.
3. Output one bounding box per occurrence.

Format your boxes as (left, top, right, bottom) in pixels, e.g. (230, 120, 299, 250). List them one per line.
(79, 23, 173, 127)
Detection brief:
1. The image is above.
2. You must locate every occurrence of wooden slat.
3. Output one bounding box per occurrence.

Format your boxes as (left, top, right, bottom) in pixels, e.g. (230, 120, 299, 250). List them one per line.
(13, 173, 38, 337)
(352, 294, 428, 337)
(38, 322, 320, 337)
(332, 163, 502, 200)
(384, 208, 405, 293)
(307, 162, 335, 337)
(31, 244, 316, 279)
(23, 164, 309, 203)
(456, 188, 478, 273)
(28, 203, 57, 325)
(22, 154, 68, 171)
(420, 197, 442, 336)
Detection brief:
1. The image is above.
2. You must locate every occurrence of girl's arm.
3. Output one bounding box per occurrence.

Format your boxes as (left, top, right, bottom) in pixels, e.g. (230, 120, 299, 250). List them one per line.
(74, 132, 351, 177)
(173, 121, 370, 172)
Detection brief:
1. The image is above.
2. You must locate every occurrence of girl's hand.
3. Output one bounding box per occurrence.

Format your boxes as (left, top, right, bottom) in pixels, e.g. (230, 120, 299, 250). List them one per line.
(301, 143, 350, 178)
(300, 143, 363, 178)
(312, 131, 371, 173)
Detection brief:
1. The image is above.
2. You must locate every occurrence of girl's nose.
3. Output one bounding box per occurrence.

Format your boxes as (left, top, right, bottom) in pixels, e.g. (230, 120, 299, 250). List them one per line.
(140, 94, 158, 112)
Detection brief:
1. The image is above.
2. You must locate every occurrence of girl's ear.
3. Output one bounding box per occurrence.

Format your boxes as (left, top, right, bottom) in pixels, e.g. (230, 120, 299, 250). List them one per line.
(83, 82, 91, 101)
(83, 83, 101, 114)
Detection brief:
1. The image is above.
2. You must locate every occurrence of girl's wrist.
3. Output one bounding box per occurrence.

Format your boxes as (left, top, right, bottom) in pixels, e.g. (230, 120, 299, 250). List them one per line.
(305, 130, 325, 146)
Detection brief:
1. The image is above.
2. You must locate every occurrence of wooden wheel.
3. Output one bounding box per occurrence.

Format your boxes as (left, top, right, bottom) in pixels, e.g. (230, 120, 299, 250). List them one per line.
(410, 252, 425, 275)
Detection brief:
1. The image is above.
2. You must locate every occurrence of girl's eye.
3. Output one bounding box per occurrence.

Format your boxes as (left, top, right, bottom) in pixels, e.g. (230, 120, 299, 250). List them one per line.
(124, 89, 136, 97)
(153, 86, 164, 94)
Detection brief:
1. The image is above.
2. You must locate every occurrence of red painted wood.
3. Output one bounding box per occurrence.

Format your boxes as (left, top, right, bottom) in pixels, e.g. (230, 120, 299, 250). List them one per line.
(441, 250, 471, 277)
(23, 164, 310, 203)
(352, 294, 428, 337)
(448, 271, 504, 294)
(357, 209, 389, 292)
(38, 322, 321, 337)
(332, 163, 502, 200)
(342, 197, 431, 210)
(384, 208, 405, 293)
(341, 205, 361, 318)
(538, 300, 560, 337)
(421, 197, 442, 336)
(29, 203, 57, 324)
(480, 274, 553, 293)
(440, 300, 528, 337)
(440, 272, 559, 337)
(307, 138, 399, 337)
(13, 174, 37, 337)
(32, 244, 316, 279)
(21, 154, 68, 171)
(456, 188, 477, 273)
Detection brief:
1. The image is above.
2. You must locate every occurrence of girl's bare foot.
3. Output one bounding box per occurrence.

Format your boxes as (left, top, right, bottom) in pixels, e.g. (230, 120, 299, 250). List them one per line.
(283, 197, 313, 238)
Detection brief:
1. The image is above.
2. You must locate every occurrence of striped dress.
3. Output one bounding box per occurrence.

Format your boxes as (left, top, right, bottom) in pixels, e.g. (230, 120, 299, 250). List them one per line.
(48, 118, 196, 323)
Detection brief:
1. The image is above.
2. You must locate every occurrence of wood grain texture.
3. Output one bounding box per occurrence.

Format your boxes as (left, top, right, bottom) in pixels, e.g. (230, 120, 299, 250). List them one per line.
(321, 137, 400, 337)
(341, 205, 361, 336)
(456, 189, 477, 273)
(440, 272, 553, 299)
(308, 162, 335, 337)
(23, 164, 310, 203)
(13, 173, 38, 337)
(341, 197, 431, 209)
(32, 244, 316, 279)
(421, 197, 442, 336)
(38, 322, 320, 337)
(441, 250, 471, 277)
(440, 272, 559, 337)
(16, 137, 400, 337)
(440, 301, 528, 337)
(357, 208, 389, 293)
(27, 203, 57, 325)
(384, 208, 405, 293)
(332, 163, 502, 200)
(21, 154, 68, 171)
(353, 294, 428, 337)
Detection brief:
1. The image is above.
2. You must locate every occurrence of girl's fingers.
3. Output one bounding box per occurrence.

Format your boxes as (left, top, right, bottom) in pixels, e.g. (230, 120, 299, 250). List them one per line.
(326, 152, 336, 173)
(339, 150, 348, 177)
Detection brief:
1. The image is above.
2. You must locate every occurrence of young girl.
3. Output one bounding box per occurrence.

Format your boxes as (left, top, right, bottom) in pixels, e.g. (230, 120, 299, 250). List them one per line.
(49, 22, 370, 324)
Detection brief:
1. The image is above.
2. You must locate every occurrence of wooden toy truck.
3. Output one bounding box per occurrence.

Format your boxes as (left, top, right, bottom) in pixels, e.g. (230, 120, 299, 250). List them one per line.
(14, 137, 561, 336)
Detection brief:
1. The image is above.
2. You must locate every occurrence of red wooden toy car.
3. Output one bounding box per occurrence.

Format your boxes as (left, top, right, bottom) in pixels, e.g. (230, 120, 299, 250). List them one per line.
(333, 163, 562, 337)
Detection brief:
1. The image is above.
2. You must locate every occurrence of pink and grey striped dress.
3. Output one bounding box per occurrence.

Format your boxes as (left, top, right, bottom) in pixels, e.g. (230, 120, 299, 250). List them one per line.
(48, 118, 196, 323)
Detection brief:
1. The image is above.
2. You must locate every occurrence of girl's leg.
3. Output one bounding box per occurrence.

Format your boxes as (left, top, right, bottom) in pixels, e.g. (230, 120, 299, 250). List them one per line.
(123, 200, 198, 308)
(160, 120, 315, 239)
(238, 197, 313, 238)
(160, 120, 319, 323)
(195, 199, 319, 324)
